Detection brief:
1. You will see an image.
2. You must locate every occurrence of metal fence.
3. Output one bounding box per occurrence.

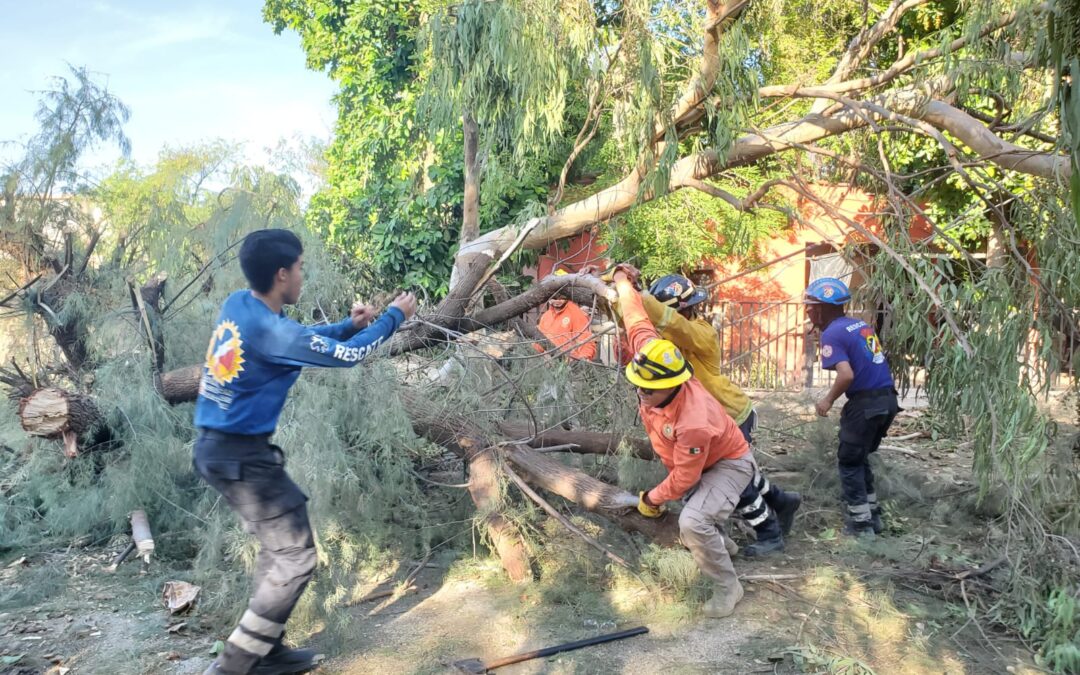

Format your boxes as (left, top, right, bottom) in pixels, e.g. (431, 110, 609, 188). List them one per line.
(711, 301, 1077, 392)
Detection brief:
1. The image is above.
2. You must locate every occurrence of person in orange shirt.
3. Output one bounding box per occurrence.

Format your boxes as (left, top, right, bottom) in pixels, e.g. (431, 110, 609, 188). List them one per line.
(534, 269, 597, 362)
(612, 266, 751, 618)
(587, 265, 801, 555)
(533, 269, 596, 429)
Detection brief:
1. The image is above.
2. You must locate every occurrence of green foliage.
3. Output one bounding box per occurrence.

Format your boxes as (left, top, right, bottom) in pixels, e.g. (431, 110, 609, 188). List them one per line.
(1038, 588, 1080, 672)
(787, 645, 877, 675)
(603, 168, 788, 280)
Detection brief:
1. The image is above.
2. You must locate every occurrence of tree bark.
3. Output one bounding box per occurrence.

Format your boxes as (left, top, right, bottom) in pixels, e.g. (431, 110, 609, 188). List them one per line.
(499, 422, 656, 461)
(452, 83, 943, 286)
(504, 445, 680, 546)
(406, 404, 533, 582)
(406, 391, 681, 548)
(389, 271, 612, 355)
(130, 273, 168, 372)
(19, 387, 102, 457)
(920, 101, 1071, 181)
(461, 110, 480, 246)
(465, 448, 534, 582)
(158, 365, 201, 404)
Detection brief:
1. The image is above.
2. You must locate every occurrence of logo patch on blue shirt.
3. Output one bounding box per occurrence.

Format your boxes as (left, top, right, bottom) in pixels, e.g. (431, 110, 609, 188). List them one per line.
(310, 335, 330, 353)
(205, 320, 245, 386)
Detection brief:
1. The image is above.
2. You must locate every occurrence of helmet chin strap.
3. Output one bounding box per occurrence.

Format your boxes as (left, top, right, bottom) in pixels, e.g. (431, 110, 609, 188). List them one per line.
(655, 385, 681, 409)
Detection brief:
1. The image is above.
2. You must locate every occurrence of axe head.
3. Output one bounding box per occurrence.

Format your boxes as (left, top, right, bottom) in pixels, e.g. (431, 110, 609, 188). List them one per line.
(452, 658, 488, 674)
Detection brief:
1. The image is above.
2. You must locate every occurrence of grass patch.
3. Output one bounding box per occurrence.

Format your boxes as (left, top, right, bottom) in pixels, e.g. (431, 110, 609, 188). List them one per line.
(0, 561, 68, 611)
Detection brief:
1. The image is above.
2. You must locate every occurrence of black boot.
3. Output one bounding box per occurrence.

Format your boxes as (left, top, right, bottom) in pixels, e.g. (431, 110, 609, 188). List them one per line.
(867, 493, 884, 534)
(870, 508, 884, 535)
(203, 643, 260, 675)
(743, 535, 785, 557)
(743, 512, 785, 557)
(254, 646, 322, 675)
(843, 519, 876, 539)
(772, 492, 802, 537)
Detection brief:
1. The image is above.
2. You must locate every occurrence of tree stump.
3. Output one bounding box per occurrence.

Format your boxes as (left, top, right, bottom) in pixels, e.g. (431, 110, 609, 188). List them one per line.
(19, 388, 101, 457)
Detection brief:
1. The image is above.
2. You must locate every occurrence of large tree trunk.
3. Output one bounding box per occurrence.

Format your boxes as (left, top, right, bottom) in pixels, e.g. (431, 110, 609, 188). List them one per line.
(407, 394, 681, 548)
(461, 110, 480, 246)
(406, 414, 533, 581)
(462, 448, 533, 582)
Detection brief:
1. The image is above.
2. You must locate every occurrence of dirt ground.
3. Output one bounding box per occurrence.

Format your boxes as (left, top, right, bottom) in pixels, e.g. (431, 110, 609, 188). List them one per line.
(4, 389, 1073, 675)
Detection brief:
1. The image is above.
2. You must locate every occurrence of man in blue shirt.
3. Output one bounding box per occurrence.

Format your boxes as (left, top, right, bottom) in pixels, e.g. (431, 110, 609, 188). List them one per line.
(195, 229, 416, 675)
(805, 277, 899, 538)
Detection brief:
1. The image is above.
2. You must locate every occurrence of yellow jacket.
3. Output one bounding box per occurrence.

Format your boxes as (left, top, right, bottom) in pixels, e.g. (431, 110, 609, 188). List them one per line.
(636, 293, 753, 425)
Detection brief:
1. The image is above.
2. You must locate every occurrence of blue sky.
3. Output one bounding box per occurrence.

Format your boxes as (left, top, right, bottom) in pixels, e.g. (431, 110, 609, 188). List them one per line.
(0, 0, 337, 173)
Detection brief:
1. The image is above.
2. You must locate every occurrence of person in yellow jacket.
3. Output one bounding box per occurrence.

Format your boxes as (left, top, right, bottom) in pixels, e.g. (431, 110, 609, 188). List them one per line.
(595, 265, 802, 556)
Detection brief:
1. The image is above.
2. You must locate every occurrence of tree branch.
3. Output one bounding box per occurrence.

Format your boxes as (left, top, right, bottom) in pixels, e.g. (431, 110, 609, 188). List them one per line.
(820, 0, 932, 100)
(919, 101, 1071, 181)
(662, 0, 750, 138)
(759, 5, 1043, 101)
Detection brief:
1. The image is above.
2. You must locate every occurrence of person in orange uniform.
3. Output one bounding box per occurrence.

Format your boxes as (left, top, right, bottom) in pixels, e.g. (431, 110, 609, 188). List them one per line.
(589, 265, 801, 556)
(533, 268, 595, 429)
(613, 266, 751, 618)
(534, 268, 597, 361)
(639, 272, 802, 555)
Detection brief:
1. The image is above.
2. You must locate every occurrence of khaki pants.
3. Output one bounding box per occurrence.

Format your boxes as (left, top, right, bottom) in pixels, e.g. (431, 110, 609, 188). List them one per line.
(679, 454, 756, 586)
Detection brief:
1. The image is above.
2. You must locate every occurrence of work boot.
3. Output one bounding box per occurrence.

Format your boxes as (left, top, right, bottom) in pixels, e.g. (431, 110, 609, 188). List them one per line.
(702, 579, 744, 619)
(743, 534, 784, 557)
(773, 492, 802, 537)
(254, 646, 323, 675)
(870, 508, 885, 535)
(743, 511, 784, 557)
(723, 535, 739, 557)
(204, 643, 260, 675)
(843, 519, 876, 539)
(204, 659, 252, 675)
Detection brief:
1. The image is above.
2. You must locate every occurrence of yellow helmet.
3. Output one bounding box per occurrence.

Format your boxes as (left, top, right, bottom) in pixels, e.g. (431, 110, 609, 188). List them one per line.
(553, 267, 569, 276)
(625, 339, 693, 389)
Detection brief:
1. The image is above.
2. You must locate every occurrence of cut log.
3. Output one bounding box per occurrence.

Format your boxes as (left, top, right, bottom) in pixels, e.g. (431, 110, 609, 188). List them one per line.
(158, 365, 201, 404)
(19, 388, 101, 456)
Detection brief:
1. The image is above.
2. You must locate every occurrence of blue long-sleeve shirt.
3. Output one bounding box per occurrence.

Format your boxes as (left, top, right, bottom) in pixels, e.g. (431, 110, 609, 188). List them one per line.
(194, 290, 406, 435)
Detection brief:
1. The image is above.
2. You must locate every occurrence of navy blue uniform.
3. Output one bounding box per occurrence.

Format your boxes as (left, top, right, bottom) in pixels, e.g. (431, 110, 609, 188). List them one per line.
(193, 290, 405, 671)
(820, 316, 899, 531)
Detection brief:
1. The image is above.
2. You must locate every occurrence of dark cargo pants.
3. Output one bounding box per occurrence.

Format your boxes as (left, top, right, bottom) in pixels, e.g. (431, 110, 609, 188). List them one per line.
(194, 430, 315, 671)
(837, 389, 899, 524)
(735, 410, 791, 540)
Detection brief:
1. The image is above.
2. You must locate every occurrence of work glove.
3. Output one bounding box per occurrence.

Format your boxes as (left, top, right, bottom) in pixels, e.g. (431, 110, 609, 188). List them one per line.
(637, 491, 665, 519)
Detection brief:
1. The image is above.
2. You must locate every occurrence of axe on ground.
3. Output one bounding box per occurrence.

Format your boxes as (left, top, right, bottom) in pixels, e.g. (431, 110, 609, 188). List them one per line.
(452, 626, 648, 673)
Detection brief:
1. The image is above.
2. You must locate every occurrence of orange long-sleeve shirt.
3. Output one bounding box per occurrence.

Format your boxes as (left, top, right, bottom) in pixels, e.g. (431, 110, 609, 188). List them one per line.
(534, 301, 597, 361)
(617, 280, 748, 504)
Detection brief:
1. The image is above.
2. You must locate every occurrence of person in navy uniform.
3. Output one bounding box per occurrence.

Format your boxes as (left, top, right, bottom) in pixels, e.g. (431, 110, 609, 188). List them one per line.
(195, 229, 417, 675)
(804, 277, 899, 538)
